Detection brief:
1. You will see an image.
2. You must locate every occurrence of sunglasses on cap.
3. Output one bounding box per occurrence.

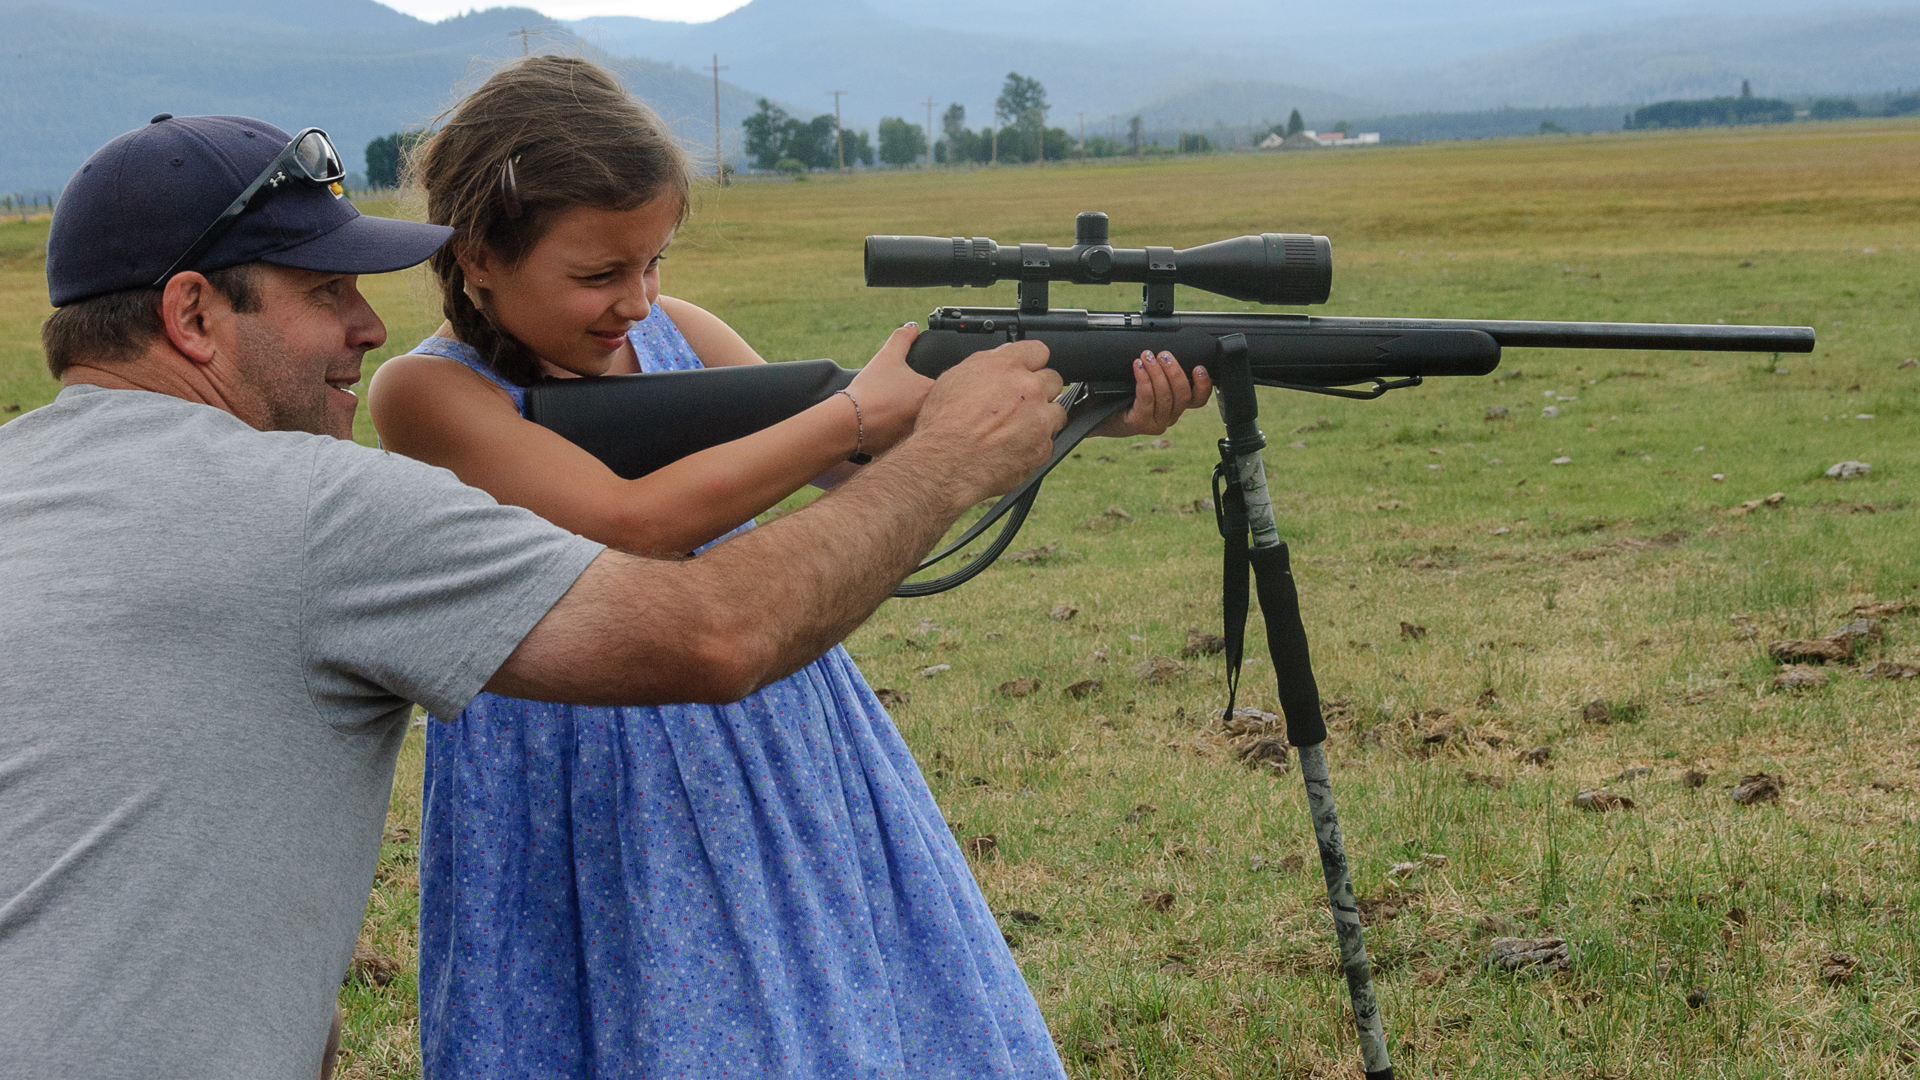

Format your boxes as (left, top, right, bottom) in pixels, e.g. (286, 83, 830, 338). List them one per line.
(152, 127, 347, 287)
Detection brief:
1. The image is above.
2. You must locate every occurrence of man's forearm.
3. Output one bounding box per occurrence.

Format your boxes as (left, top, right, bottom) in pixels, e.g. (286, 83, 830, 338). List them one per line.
(489, 434, 978, 706)
(690, 434, 974, 692)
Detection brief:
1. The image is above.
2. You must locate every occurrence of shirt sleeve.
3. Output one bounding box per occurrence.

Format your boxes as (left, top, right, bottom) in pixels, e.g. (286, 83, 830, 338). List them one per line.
(299, 440, 605, 725)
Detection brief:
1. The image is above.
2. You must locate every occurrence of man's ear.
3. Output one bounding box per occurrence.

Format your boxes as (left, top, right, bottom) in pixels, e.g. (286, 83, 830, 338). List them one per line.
(157, 272, 225, 365)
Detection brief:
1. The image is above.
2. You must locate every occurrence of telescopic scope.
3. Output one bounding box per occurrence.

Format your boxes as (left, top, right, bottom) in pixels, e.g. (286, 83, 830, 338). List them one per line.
(865, 211, 1333, 307)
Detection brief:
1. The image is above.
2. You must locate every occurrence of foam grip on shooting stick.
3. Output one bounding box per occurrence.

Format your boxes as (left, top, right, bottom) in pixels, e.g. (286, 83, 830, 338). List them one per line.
(1250, 543, 1327, 747)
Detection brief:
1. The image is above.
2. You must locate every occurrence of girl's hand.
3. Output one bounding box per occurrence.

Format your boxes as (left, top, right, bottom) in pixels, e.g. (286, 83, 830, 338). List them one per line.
(1093, 351, 1214, 438)
(844, 323, 935, 454)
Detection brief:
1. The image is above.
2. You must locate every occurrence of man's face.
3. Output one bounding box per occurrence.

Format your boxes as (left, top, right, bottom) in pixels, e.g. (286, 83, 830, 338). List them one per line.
(218, 265, 386, 440)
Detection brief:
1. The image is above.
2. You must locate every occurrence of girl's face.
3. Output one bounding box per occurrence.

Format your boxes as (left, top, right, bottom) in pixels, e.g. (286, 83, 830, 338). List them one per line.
(461, 196, 681, 378)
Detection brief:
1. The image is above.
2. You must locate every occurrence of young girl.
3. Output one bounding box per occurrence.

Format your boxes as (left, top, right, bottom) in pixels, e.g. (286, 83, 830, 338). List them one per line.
(369, 56, 1211, 1080)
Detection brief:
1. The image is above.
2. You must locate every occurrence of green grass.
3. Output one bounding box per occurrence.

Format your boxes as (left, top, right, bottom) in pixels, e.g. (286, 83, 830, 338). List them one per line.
(5, 119, 1918, 1078)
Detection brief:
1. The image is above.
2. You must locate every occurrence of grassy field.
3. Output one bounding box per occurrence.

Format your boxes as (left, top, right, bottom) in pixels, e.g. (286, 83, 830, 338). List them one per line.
(4, 119, 1918, 1078)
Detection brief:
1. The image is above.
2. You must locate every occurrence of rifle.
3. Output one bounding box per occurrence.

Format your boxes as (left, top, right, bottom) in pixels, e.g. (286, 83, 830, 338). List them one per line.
(527, 213, 1813, 1080)
(527, 211, 1812, 595)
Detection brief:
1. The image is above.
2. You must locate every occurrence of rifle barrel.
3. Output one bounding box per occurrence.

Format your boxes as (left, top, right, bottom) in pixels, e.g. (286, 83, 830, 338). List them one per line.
(1303, 316, 1816, 354)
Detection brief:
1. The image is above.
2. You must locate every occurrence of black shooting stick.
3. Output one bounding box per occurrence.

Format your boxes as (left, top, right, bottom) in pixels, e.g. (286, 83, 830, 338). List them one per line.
(1212, 333, 1392, 1079)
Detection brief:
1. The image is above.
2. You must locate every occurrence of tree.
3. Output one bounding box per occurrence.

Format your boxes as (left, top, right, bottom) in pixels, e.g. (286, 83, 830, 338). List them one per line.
(1286, 109, 1305, 136)
(790, 115, 837, 170)
(363, 130, 424, 189)
(936, 104, 980, 165)
(742, 99, 793, 171)
(840, 127, 875, 167)
(1809, 97, 1860, 120)
(995, 73, 1047, 129)
(1740, 79, 1752, 99)
(877, 117, 926, 167)
(1127, 115, 1144, 155)
(995, 72, 1049, 163)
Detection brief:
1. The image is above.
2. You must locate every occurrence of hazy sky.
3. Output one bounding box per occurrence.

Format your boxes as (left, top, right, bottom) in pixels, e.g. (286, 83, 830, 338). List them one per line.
(382, 0, 749, 20)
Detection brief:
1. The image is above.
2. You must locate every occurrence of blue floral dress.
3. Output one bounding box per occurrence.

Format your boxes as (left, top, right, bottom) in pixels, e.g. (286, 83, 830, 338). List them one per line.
(412, 306, 1066, 1080)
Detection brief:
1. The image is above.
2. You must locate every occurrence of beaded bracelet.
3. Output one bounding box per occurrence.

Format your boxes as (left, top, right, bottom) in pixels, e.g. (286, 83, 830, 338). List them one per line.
(834, 389, 872, 464)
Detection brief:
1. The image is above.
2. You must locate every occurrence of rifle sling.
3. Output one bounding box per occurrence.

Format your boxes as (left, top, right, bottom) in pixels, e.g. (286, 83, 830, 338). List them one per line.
(1214, 449, 1327, 749)
(892, 386, 1133, 597)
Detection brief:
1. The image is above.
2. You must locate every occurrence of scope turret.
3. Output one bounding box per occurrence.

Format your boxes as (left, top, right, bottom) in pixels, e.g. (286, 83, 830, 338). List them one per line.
(864, 211, 1333, 308)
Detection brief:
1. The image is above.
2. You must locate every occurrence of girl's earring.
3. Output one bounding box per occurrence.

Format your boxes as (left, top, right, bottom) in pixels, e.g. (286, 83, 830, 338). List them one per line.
(463, 276, 485, 307)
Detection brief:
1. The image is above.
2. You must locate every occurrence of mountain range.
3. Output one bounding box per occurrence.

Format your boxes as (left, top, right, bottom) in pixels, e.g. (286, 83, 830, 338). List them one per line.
(4, 0, 1918, 193)
(0, 0, 761, 193)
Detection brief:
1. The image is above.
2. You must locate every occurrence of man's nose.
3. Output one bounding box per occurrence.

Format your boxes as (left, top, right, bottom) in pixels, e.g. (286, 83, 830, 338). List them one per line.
(345, 279, 387, 351)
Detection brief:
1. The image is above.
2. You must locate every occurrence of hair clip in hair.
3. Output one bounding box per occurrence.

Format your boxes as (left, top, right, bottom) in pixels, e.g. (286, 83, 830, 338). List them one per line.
(500, 155, 523, 219)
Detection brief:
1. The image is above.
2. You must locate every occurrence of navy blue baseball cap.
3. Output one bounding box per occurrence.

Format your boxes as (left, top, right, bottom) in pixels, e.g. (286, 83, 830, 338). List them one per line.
(47, 114, 452, 306)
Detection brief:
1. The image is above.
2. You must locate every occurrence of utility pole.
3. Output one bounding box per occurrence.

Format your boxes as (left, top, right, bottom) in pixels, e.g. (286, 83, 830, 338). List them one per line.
(709, 54, 729, 185)
(511, 27, 532, 55)
(923, 96, 936, 170)
(827, 90, 847, 172)
(1077, 111, 1086, 158)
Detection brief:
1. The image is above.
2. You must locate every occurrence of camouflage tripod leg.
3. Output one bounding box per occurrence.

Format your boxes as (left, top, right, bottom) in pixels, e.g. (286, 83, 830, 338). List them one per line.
(1299, 743, 1392, 1078)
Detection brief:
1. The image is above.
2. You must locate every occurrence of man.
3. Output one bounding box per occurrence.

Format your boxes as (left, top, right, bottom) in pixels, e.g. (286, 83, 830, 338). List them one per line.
(0, 115, 1064, 1079)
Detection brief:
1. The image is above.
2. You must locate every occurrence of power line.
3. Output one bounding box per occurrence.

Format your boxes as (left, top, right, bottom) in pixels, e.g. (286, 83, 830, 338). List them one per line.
(708, 54, 729, 185)
(923, 96, 936, 170)
(827, 90, 847, 172)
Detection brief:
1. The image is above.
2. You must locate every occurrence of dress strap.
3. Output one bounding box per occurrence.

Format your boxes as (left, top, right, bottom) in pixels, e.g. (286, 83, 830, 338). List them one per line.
(410, 336, 526, 409)
(629, 303, 708, 374)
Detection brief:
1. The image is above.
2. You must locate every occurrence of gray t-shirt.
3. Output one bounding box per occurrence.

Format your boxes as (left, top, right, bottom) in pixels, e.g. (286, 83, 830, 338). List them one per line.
(0, 386, 604, 1080)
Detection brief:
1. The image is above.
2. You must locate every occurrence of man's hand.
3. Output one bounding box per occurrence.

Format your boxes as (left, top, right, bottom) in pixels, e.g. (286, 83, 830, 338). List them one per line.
(899, 339, 1066, 513)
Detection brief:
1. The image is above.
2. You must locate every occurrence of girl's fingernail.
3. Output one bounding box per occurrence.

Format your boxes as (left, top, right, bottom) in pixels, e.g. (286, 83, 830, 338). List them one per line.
(1134, 358, 1144, 370)
(905, 321, 917, 329)
(1194, 366, 1207, 378)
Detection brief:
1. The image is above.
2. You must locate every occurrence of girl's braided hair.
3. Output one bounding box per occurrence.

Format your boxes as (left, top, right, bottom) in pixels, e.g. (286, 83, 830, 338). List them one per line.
(409, 55, 691, 386)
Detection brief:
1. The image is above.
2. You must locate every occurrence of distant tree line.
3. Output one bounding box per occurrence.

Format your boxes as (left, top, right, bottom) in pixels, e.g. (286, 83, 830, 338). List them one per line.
(1622, 80, 1895, 131)
(742, 101, 874, 173)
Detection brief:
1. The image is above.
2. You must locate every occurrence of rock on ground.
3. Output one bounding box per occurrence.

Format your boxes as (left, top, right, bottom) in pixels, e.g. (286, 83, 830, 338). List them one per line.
(1772, 665, 1829, 690)
(1132, 655, 1186, 683)
(1572, 789, 1634, 812)
(1730, 772, 1785, 805)
(1487, 937, 1571, 973)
